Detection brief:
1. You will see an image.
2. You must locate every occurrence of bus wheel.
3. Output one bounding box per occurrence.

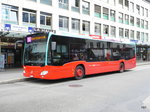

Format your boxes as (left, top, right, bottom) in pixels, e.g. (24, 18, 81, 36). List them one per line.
(119, 63, 125, 73)
(74, 66, 85, 80)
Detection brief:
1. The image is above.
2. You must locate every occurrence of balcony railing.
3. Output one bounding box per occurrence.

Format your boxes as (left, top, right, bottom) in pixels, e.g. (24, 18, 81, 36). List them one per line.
(71, 6, 79, 13)
(59, 2, 69, 10)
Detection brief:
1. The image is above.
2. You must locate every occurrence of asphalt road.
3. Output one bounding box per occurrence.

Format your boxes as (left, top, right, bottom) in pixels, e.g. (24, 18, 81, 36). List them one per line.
(0, 65, 150, 112)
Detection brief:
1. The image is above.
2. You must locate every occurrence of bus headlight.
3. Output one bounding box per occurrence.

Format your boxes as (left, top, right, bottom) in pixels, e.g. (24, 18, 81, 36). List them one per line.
(23, 70, 26, 74)
(40, 71, 48, 76)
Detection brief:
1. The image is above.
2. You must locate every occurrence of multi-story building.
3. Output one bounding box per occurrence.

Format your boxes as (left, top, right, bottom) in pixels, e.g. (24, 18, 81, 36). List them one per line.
(0, 0, 150, 68)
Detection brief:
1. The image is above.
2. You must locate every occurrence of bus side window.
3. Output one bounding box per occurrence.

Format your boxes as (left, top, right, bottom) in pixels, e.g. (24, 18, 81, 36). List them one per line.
(104, 49, 112, 61)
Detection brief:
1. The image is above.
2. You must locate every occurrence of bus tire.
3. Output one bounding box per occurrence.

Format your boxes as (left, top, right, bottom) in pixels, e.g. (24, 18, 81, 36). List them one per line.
(74, 66, 85, 80)
(119, 63, 125, 73)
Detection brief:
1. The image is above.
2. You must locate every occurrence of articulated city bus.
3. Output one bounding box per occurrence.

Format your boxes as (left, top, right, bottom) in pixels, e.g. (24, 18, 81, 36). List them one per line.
(23, 32, 136, 80)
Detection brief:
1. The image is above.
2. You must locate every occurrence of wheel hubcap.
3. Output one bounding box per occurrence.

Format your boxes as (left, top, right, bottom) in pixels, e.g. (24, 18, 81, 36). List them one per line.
(76, 69, 83, 77)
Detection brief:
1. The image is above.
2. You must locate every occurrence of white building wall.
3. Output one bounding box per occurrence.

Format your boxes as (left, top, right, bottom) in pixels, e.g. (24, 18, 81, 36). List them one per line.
(0, 0, 150, 44)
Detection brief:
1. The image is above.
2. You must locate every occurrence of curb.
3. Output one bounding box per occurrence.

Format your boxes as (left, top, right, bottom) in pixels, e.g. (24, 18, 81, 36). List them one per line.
(0, 78, 27, 84)
(0, 63, 150, 84)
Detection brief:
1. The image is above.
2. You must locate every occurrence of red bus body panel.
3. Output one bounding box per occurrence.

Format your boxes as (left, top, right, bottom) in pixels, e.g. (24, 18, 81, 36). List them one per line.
(23, 58, 136, 80)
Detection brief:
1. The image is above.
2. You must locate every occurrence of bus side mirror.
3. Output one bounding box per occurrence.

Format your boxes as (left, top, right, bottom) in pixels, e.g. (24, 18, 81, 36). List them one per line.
(52, 42, 56, 50)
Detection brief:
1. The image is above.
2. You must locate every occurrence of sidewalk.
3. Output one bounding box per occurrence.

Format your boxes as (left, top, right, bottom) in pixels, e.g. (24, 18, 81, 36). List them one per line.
(0, 68, 25, 84)
(0, 62, 150, 84)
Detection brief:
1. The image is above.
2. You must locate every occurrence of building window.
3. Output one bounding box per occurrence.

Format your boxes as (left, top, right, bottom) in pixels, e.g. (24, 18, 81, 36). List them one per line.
(102, 0, 108, 3)
(2, 4, 18, 24)
(136, 18, 140, 27)
(103, 24, 109, 36)
(119, 0, 123, 8)
(59, 16, 69, 31)
(23, 9, 36, 24)
(110, 26, 116, 37)
(125, 14, 129, 25)
(40, 0, 52, 5)
(109, 0, 115, 5)
(119, 28, 124, 38)
(71, 0, 80, 12)
(141, 19, 144, 29)
(72, 18, 80, 33)
(145, 8, 148, 17)
(125, 0, 129, 10)
(136, 5, 140, 15)
(141, 32, 144, 42)
(141, 7, 144, 16)
(136, 31, 140, 40)
(145, 33, 149, 42)
(130, 30, 134, 39)
(130, 16, 134, 26)
(95, 23, 101, 35)
(145, 21, 148, 29)
(103, 7, 109, 20)
(130, 2, 134, 12)
(110, 10, 115, 21)
(119, 12, 123, 23)
(40, 12, 51, 29)
(125, 29, 129, 38)
(82, 1, 90, 15)
(94, 5, 101, 18)
(28, 0, 36, 2)
(82, 21, 90, 34)
(59, 0, 69, 10)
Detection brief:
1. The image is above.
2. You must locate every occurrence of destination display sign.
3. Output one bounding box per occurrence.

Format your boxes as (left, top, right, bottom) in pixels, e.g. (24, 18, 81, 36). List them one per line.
(26, 36, 47, 43)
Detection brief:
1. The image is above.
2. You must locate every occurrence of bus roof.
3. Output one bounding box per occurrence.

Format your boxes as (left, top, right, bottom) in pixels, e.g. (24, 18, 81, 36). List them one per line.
(51, 32, 135, 45)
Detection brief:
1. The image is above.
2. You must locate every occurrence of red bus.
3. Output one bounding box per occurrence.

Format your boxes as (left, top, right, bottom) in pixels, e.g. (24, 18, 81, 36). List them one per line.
(23, 32, 136, 80)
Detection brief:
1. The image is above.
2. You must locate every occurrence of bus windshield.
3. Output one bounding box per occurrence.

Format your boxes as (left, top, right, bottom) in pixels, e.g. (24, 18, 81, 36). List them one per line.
(24, 33, 48, 66)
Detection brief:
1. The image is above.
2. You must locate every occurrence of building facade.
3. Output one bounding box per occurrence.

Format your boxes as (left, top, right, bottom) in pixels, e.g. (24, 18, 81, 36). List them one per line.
(0, 0, 150, 68)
